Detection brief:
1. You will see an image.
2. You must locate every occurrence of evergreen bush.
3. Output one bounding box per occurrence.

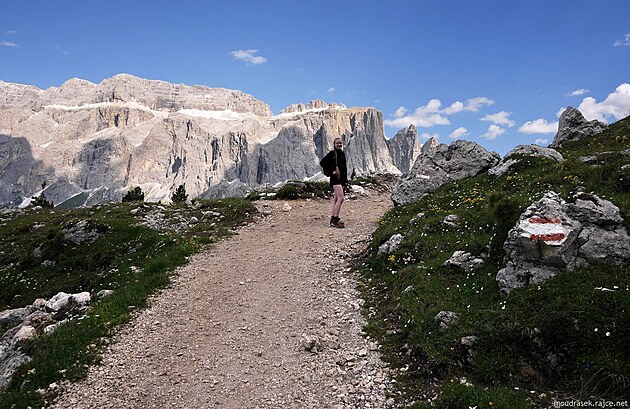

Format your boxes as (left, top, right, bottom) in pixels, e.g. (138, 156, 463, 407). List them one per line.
(122, 186, 144, 202)
(171, 184, 188, 204)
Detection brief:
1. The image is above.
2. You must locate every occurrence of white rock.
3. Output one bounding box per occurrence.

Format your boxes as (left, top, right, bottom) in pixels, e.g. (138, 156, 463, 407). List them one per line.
(377, 234, 404, 255)
(14, 325, 37, 344)
(45, 292, 72, 312)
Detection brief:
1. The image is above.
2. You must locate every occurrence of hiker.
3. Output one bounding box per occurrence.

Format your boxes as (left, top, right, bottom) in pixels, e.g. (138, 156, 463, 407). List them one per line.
(320, 137, 348, 228)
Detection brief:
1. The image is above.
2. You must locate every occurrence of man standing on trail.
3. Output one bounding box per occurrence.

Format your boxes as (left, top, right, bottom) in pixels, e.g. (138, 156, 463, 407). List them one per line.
(320, 137, 348, 228)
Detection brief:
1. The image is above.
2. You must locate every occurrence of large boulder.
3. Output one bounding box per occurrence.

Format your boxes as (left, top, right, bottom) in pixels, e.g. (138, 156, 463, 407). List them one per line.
(392, 140, 500, 205)
(549, 107, 608, 149)
(496, 192, 630, 295)
(488, 145, 563, 177)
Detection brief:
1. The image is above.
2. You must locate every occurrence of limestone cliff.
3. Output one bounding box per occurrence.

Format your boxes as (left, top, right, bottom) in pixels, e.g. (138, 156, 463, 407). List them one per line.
(0, 75, 416, 206)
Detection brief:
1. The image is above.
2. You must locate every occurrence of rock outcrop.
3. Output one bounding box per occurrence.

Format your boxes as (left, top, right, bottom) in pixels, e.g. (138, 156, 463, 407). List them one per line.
(385, 125, 421, 174)
(391, 139, 500, 206)
(0, 75, 416, 207)
(488, 144, 564, 177)
(549, 107, 608, 149)
(496, 192, 630, 295)
(0, 291, 95, 389)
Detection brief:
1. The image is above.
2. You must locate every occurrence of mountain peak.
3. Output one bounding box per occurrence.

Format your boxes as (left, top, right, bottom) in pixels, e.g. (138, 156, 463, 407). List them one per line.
(280, 100, 347, 114)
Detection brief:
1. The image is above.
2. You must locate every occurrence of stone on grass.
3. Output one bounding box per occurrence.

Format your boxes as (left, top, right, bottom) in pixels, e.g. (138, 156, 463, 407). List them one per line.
(434, 311, 460, 331)
(377, 234, 404, 255)
(496, 191, 630, 295)
(443, 251, 484, 273)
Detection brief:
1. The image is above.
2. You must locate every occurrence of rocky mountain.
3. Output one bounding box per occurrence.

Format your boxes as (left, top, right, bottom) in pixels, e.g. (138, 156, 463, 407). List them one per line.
(391, 138, 500, 206)
(385, 124, 422, 174)
(549, 106, 608, 148)
(0, 74, 413, 207)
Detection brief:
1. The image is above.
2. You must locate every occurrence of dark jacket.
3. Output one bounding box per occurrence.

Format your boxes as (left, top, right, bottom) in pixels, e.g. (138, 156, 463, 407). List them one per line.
(320, 149, 348, 186)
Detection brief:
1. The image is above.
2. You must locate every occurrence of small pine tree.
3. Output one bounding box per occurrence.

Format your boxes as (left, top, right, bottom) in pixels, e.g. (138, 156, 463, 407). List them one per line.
(31, 193, 53, 208)
(351, 168, 357, 180)
(122, 186, 145, 202)
(171, 184, 188, 204)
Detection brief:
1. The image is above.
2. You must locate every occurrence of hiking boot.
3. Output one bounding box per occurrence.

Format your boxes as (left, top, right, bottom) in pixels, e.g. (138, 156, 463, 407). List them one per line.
(331, 219, 345, 228)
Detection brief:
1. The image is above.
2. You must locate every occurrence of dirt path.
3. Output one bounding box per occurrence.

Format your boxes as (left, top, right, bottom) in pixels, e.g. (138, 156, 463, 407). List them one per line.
(50, 189, 395, 409)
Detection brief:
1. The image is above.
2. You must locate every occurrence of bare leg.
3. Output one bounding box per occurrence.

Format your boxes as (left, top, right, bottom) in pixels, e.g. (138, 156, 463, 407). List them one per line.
(332, 185, 345, 217)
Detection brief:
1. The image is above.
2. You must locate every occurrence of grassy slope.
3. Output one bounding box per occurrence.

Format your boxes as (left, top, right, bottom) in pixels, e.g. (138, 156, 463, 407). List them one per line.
(362, 117, 630, 408)
(0, 198, 255, 408)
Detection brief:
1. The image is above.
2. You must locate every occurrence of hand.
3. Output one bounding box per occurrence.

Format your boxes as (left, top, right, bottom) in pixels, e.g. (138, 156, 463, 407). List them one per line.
(333, 168, 340, 176)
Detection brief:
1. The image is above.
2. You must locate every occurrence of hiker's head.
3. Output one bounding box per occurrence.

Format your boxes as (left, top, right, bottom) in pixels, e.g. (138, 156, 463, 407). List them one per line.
(334, 138, 343, 149)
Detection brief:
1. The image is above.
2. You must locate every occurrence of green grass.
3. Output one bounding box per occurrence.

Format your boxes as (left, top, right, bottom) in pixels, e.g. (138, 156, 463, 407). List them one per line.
(361, 116, 630, 407)
(0, 198, 255, 408)
(246, 181, 331, 200)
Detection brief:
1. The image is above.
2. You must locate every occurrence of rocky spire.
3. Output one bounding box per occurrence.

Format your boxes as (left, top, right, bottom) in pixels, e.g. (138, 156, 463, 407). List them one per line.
(386, 124, 421, 174)
(549, 106, 608, 149)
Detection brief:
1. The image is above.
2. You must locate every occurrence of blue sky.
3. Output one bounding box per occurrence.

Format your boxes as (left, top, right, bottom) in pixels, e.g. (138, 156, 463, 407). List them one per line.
(1, 0, 629, 154)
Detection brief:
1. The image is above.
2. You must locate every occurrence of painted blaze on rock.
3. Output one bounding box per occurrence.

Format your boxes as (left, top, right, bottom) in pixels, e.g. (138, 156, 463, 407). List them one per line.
(496, 191, 630, 295)
(526, 217, 565, 242)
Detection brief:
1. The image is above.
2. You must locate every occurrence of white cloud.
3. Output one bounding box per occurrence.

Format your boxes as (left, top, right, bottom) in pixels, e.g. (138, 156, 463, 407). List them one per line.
(443, 101, 465, 114)
(449, 127, 469, 139)
(55, 45, 69, 57)
(420, 132, 439, 140)
(577, 83, 630, 122)
(482, 124, 505, 140)
(535, 138, 549, 146)
(465, 97, 494, 112)
(481, 111, 515, 127)
(229, 49, 267, 65)
(373, 99, 381, 103)
(518, 119, 558, 134)
(327, 87, 335, 93)
(385, 99, 450, 128)
(393, 106, 408, 118)
(0, 41, 19, 47)
(613, 33, 630, 47)
(6, 30, 17, 35)
(443, 97, 494, 114)
(385, 96, 493, 129)
(566, 88, 590, 97)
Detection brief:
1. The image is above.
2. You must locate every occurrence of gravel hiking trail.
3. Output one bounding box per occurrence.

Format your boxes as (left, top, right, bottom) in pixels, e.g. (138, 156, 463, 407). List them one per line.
(50, 188, 396, 409)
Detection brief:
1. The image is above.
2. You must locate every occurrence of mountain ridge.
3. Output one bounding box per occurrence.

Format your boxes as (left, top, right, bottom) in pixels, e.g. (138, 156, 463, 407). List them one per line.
(0, 74, 421, 207)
